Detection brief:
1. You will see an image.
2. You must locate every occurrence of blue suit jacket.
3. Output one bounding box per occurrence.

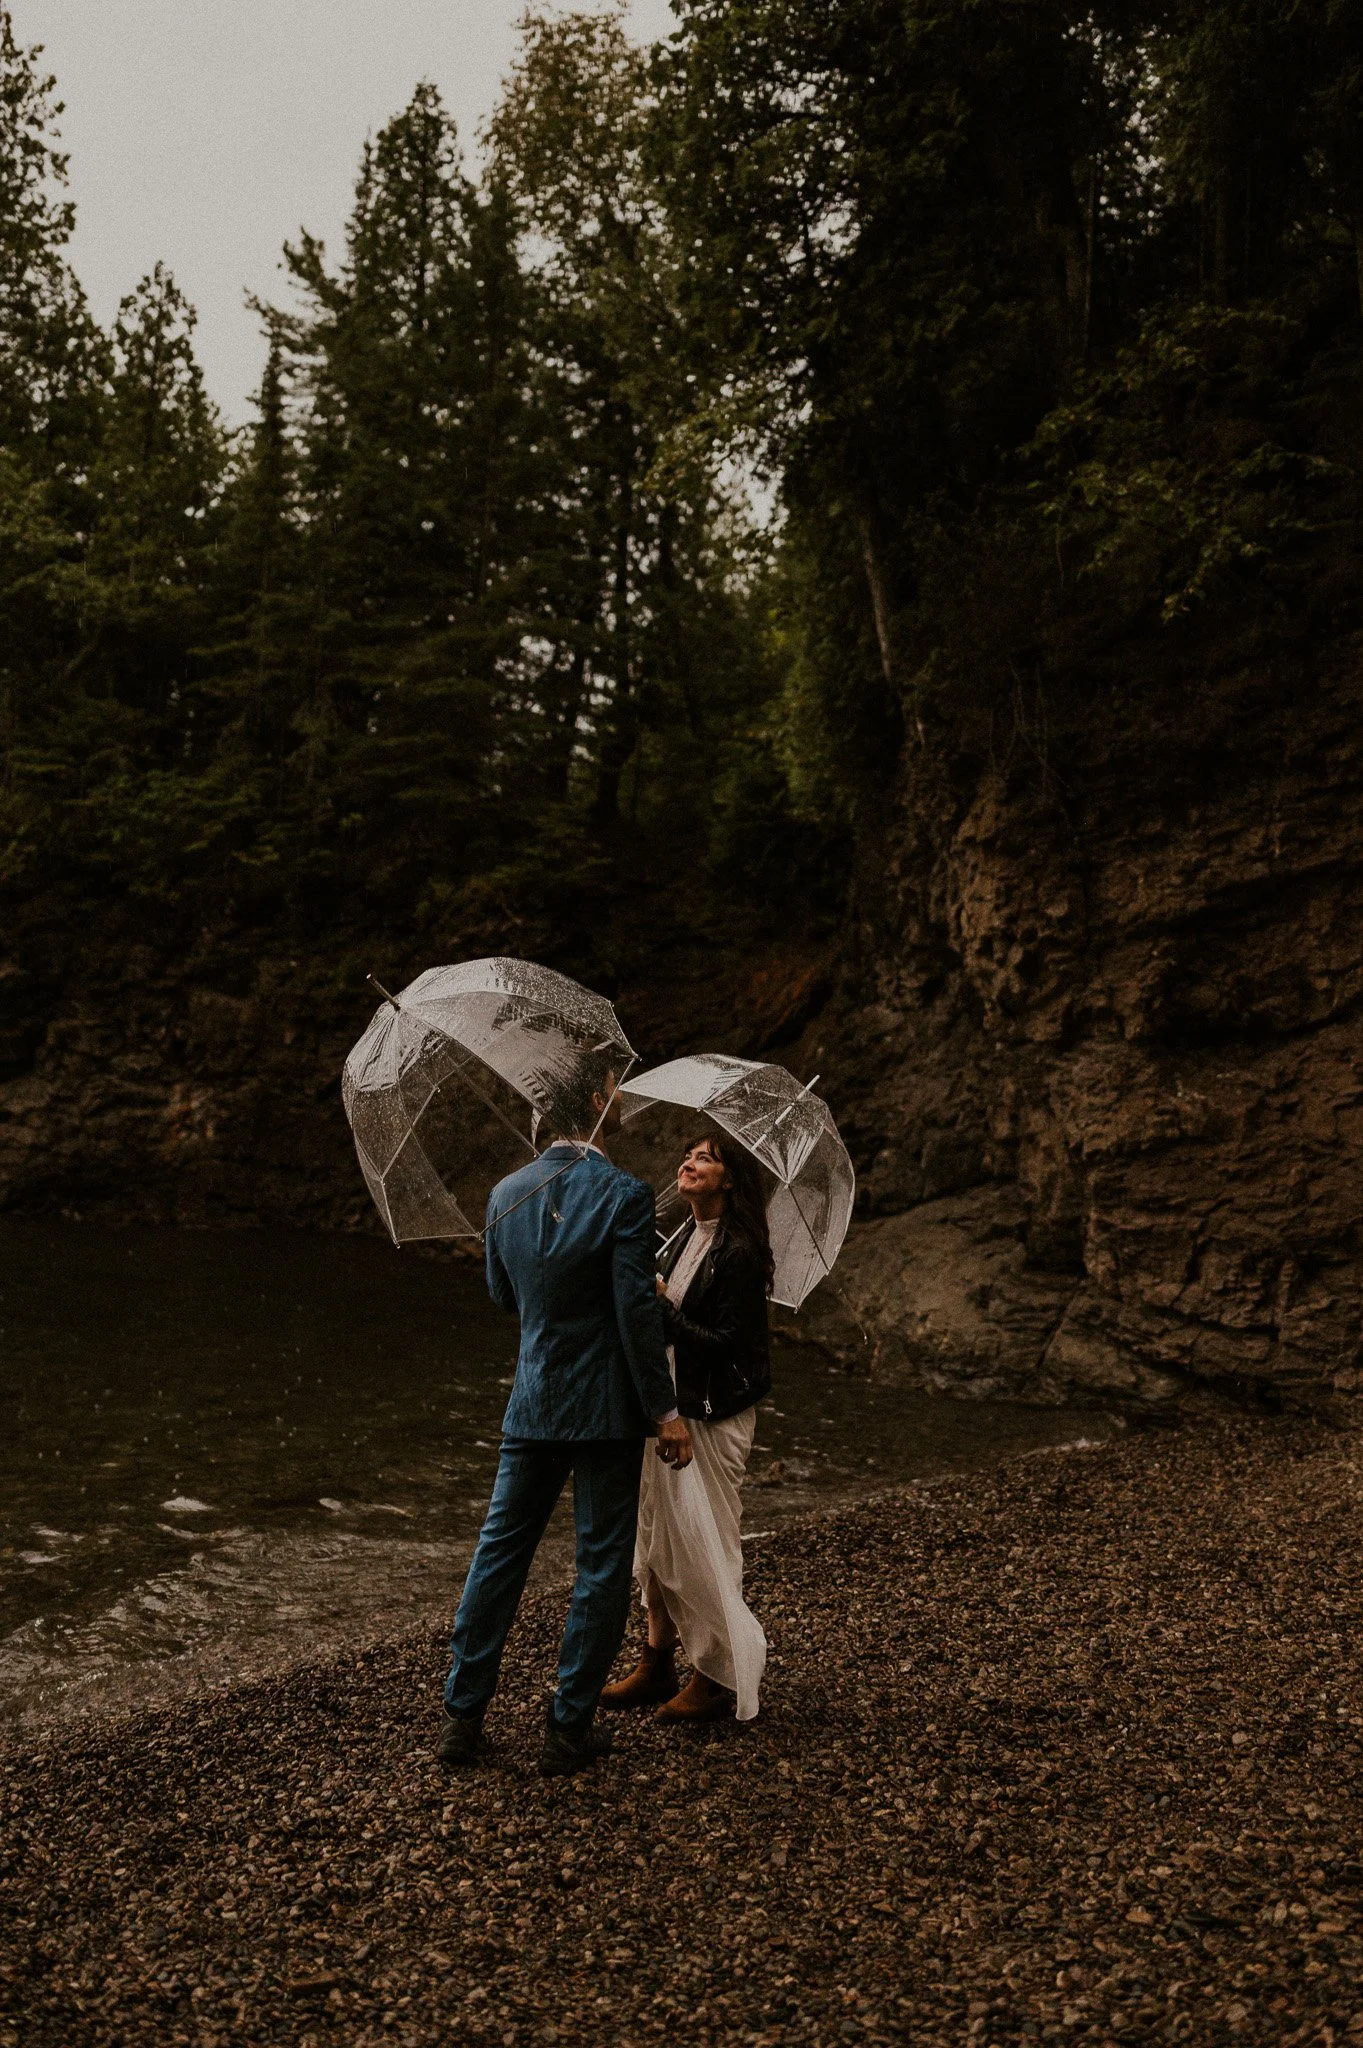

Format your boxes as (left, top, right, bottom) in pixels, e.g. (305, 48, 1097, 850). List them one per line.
(485, 1144, 675, 1441)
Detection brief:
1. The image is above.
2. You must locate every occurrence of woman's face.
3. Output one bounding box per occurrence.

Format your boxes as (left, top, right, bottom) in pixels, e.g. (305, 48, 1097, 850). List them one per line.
(677, 1140, 728, 1204)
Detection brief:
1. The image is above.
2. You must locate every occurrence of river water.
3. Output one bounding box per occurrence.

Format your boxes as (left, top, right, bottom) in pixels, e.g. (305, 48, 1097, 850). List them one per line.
(0, 1220, 1117, 1728)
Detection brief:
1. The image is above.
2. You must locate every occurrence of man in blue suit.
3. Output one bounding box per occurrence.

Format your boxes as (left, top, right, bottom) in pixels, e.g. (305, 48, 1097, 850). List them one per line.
(439, 1055, 692, 1776)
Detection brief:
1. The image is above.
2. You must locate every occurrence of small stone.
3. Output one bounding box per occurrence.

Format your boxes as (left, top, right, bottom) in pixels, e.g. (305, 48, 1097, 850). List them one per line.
(3, 1421, 1355, 2048)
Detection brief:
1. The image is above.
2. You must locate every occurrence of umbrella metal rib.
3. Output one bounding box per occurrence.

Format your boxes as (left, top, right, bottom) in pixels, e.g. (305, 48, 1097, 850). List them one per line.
(440, 1057, 538, 1161)
(483, 1058, 638, 1239)
(770, 1074, 821, 1142)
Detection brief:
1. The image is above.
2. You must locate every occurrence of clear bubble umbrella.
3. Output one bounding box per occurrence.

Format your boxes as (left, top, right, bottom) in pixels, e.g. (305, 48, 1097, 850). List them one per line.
(617, 1054, 855, 1310)
(342, 958, 635, 1245)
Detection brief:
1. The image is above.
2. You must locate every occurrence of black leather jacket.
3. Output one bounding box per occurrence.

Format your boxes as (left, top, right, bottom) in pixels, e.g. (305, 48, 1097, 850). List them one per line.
(658, 1218, 772, 1422)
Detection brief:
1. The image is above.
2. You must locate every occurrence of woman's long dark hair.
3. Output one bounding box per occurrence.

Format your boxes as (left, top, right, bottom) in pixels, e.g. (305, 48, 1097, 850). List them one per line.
(682, 1131, 775, 1296)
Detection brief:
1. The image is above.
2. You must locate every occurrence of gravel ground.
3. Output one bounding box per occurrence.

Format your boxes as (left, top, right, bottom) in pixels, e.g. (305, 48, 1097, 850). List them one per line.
(2, 1417, 1361, 2047)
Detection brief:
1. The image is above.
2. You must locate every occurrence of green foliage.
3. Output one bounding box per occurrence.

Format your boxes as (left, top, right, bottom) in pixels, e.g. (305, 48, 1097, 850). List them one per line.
(650, 0, 1362, 804)
(488, 9, 738, 825)
(1030, 307, 1353, 625)
(1, 0, 1360, 965)
(0, 7, 105, 471)
(0, 43, 771, 939)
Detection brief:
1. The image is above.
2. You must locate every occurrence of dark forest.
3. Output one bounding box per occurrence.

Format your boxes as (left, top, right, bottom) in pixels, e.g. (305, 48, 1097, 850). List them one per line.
(3, 0, 1358, 985)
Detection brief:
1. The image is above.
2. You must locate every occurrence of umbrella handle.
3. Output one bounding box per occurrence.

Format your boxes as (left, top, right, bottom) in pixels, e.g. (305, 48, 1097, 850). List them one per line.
(655, 1214, 692, 1259)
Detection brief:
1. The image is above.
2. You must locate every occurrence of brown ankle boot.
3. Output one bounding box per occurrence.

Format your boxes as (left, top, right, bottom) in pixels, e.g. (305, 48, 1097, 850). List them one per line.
(654, 1670, 734, 1723)
(600, 1642, 680, 1709)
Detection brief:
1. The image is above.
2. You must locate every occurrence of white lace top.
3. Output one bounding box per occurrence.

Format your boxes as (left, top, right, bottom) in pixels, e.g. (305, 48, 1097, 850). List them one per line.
(664, 1214, 719, 1309)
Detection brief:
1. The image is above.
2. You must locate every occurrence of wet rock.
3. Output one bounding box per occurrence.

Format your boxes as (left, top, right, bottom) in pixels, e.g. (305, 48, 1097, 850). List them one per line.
(793, 661, 1363, 1413)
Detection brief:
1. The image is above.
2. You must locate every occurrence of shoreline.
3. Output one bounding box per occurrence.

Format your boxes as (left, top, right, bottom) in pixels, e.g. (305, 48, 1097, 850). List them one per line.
(0, 1418, 1119, 1738)
(2, 1418, 1360, 2046)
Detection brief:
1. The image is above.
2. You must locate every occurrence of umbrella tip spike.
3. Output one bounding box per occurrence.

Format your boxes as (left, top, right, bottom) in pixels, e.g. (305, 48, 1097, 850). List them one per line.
(368, 972, 401, 1011)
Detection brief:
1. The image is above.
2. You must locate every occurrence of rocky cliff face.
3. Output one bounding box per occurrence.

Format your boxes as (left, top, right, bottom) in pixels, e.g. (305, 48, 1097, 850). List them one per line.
(0, 941, 374, 1233)
(0, 904, 830, 1236)
(790, 637, 1363, 1412)
(3, 632, 1360, 1416)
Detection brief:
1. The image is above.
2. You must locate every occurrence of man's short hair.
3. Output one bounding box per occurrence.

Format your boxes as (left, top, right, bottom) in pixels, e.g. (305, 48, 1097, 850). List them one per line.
(539, 1051, 615, 1144)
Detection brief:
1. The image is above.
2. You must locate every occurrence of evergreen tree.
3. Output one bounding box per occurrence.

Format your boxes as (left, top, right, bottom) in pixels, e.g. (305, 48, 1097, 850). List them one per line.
(4, 1, 1358, 950)
(490, 7, 758, 828)
(235, 85, 549, 929)
(0, 4, 105, 471)
(649, 0, 1362, 835)
(0, 8, 105, 889)
(84, 265, 226, 722)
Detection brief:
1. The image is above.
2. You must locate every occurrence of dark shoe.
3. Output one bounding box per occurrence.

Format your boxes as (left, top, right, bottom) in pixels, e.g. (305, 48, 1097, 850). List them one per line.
(539, 1704, 613, 1777)
(437, 1710, 484, 1767)
(600, 1641, 680, 1709)
(654, 1671, 734, 1724)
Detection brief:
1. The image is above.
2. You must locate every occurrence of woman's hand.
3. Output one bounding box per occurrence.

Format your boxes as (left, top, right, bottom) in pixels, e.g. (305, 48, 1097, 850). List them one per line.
(656, 1274, 668, 1297)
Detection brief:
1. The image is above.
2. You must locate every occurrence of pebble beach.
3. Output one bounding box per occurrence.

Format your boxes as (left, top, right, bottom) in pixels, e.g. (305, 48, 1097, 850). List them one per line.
(2, 1417, 1360, 2047)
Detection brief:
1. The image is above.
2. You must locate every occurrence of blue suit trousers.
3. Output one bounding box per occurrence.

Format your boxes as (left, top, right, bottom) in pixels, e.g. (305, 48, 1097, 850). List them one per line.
(444, 1436, 645, 1728)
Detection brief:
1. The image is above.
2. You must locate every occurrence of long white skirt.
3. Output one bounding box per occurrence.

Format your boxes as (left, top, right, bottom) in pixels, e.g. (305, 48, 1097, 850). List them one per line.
(634, 1407, 767, 1722)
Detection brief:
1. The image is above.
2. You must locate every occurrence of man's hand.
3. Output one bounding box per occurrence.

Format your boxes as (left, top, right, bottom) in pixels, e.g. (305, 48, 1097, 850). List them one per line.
(656, 1416, 693, 1469)
(656, 1274, 668, 1297)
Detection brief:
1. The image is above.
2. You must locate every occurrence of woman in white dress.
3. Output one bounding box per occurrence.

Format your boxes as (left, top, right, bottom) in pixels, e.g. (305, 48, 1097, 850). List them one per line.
(601, 1133, 771, 1723)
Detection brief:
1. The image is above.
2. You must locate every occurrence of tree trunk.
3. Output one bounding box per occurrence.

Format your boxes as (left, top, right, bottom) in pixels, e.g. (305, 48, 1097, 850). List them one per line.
(1083, 155, 1099, 365)
(857, 512, 896, 693)
(1213, 170, 1232, 302)
(545, 637, 591, 802)
(592, 462, 636, 825)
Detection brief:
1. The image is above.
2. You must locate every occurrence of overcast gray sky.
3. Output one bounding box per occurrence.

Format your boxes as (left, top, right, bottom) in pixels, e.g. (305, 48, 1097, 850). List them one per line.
(13, 1, 675, 421)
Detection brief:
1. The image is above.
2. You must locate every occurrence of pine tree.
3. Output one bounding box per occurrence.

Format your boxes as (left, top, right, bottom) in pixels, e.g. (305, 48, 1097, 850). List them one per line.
(490, 7, 747, 827)
(0, 4, 105, 472)
(0, 8, 106, 889)
(239, 85, 541, 928)
(87, 264, 226, 708)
